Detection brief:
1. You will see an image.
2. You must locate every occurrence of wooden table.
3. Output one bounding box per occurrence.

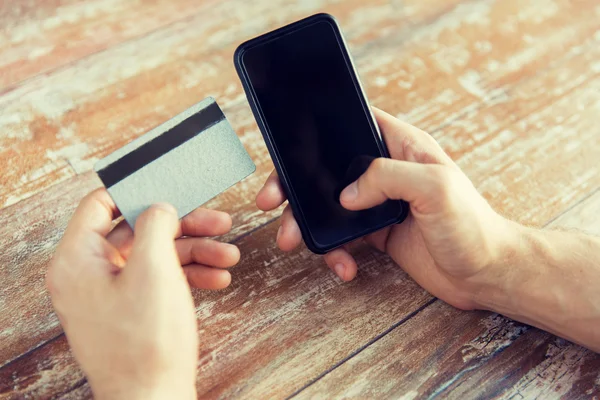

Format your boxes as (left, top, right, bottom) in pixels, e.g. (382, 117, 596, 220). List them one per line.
(1, 0, 599, 398)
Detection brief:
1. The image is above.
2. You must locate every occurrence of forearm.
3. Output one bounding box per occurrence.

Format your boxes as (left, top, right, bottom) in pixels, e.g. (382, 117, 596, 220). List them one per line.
(474, 224, 600, 352)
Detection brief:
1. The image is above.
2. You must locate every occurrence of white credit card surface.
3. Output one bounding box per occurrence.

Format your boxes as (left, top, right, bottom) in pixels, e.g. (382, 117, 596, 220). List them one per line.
(94, 97, 256, 228)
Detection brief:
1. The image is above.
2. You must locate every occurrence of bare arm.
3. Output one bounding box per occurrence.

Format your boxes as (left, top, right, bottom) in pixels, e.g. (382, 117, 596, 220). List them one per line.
(475, 225, 600, 352)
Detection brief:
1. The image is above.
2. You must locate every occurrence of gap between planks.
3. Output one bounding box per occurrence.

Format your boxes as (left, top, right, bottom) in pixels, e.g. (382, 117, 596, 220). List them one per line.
(286, 298, 438, 399)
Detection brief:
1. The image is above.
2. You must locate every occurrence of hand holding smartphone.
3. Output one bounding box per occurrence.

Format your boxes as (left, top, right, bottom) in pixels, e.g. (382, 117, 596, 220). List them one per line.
(235, 13, 408, 254)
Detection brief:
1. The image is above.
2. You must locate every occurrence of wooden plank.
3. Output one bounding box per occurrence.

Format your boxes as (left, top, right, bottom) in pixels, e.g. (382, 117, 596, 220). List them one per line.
(0, 0, 466, 91)
(2, 0, 598, 208)
(296, 191, 600, 400)
(3, 0, 395, 91)
(2, 30, 600, 398)
(0, 173, 101, 368)
(0, 337, 86, 400)
(0, 0, 217, 89)
(549, 190, 600, 236)
(59, 383, 92, 400)
(361, 0, 600, 132)
(296, 304, 600, 399)
(438, 41, 600, 226)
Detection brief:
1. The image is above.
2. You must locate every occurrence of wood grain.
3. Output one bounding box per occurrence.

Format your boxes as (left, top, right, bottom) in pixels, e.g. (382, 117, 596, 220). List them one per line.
(0, 0, 464, 208)
(1, 0, 599, 398)
(0, 0, 214, 89)
(1, 32, 600, 398)
(0, 172, 101, 368)
(0, 337, 85, 399)
(296, 304, 600, 399)
(2, 0, 394, 90)
(549, 189, 600, 237)
(2, 0, 598, 208)
(362, 0, 600, 133)
(296, 191, 600, 400)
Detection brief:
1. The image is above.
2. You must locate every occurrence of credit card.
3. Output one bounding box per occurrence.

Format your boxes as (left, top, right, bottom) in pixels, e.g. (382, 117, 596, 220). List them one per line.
(94, 97, 256, 228)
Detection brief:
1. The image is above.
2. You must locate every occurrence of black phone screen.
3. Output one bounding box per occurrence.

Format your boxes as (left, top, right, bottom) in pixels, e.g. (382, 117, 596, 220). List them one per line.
(240, 17, 403, 249)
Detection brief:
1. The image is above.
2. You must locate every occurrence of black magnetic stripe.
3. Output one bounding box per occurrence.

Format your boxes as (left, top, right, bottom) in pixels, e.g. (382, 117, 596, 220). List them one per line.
(97, 101, 225, 188)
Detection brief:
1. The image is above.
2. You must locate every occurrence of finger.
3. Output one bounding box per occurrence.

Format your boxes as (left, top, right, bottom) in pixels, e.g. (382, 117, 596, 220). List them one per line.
(324, 248, 358, 281)
(340, 158, 452, 212)
(48, 235, 120, 299)
(51, 189, 121, 284)
(107, 207, 233, 260)
(106, 219, 133, 251)
(64, 188, 120, 239)
(125, 203, 180, 279)
(183, 265, 231, 290)
(277, 205, 303, 252)
(372, 107, 454, 166)
(256, 170, 287, 211)
(364, 226, 392, 253)
(180, 208, 232, 237)
(176, 238, 240, 268)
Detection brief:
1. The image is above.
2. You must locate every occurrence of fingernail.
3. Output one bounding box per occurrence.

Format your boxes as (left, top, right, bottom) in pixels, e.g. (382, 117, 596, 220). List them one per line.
(340, 181, 358, 202)
(276, 226, 283, 242)
(334, 263, 346, 280)
(153, 203, 177, 215)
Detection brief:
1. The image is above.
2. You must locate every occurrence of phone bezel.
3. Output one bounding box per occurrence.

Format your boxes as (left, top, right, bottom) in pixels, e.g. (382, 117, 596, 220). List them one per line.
(234, 13, 408, 254)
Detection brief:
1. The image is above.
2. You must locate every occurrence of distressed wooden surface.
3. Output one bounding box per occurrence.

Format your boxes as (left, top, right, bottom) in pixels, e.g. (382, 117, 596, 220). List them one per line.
(0, 0, 599, 399)
(3, 38, 600, 400)
(2, 0, 599, 368)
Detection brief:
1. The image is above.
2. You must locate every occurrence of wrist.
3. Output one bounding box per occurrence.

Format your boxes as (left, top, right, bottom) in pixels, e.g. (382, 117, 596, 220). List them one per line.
(467, 219, 535, 313)
(461, 217, 600, 351)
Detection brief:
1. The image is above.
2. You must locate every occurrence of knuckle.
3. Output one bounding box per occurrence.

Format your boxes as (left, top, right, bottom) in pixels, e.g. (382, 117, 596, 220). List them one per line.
(429, 165, 458, 201)
(136, 206, 169, 228)
(370, 157, 388, 173)
(366, 158, 389, 182)
(179, 214, 192, 234)
(79, 188, 104, 209)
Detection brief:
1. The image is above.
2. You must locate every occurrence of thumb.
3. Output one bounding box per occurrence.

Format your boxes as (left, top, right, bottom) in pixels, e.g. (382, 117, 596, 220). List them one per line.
(123, 203, 181, 281)
(340, 158, 452, 212)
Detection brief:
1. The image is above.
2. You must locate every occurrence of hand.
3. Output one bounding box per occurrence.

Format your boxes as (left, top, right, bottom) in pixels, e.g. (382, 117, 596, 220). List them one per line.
(256, 107, 515, 310)
(46, 189, 240, 399)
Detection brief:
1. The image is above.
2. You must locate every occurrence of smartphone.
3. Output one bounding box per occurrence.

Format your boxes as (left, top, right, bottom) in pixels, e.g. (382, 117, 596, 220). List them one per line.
(234, 13, 408, 254)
